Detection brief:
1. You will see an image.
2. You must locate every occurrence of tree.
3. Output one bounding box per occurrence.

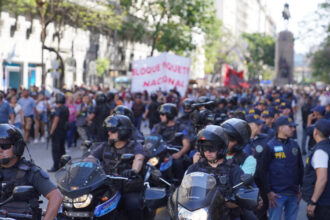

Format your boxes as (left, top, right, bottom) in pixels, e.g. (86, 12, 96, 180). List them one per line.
(120, 0, 217, 56)
(242, 33, 275, 80)
(309, 1, 330, 83)
(96, 58, 110, 77)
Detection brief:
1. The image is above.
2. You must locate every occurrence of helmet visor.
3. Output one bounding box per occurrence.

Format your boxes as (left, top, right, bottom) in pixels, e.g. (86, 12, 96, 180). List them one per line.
(0, 144, 12, 150)
(199, 142, 218, 153)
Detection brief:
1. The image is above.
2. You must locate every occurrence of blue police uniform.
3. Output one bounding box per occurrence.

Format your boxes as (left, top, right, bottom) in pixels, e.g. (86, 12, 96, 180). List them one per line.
(244, 133, 269, 160)
(259, 135, 304, 220)
(261, 125, 276, 138)
(302, 138, 330, 206)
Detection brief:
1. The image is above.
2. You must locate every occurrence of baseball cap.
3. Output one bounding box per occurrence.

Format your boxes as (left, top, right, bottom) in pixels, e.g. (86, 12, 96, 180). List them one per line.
(274, 116, 297, 128)
(257, 100, 267, 106)
(279, 102, 291, 109)
(315, 118, 330, 137)
(261, 110, 274, 118)
(248, 108, 261, 115)
(311, 105, 325, 115)
(246, 114, 264, 125)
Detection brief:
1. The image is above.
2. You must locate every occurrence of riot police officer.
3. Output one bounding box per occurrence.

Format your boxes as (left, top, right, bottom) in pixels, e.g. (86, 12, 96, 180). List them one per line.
(48, 93, 69, 172)
(187, 125, 245, 220)
(221, 118, 256, 175)
(152, 103, 191, 179)
(113, 105, 144, 143)
(89, 115, 145, 220)
(0, 124, 63, 220)
(177, 98, 195, 127)
(88, 92, 111, 142)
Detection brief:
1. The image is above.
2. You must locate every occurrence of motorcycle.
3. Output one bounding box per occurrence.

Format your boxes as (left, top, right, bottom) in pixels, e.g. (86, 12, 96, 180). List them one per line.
(0, 185, 43, 220)
(155, 172, 259, 220)
(56, 154, 135, 219)
(143, 134, 182, 187)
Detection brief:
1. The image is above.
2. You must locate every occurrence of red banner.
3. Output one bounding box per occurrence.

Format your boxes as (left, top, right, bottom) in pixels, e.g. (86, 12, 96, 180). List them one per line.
(223, 65, 249, 88)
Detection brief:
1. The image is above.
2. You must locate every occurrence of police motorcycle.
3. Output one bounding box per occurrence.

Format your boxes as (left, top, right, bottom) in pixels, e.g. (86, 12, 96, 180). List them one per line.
(143, 134, 186, 187)
(0, 186, 43, 220)
(155, 173, 259, 220)
(55, 154, 135, 219)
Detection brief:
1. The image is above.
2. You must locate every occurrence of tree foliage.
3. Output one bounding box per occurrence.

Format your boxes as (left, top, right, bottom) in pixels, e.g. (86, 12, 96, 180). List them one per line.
(120, 0, 217, 56)
(242, 33, 275, 80)
(310, 1, 330, 83)
(96, 58, 110, 77)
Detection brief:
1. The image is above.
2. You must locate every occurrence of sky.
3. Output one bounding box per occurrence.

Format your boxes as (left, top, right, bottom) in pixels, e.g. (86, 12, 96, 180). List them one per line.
(268, 0, 327, 54)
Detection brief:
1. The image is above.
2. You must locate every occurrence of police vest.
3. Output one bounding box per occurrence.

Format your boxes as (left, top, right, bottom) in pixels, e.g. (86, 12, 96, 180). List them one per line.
(249, 133, 269, 160)
(0, 159, 40, 214)
(154, 123, 182, 146)
(267, 137, 301, 194)
(102, 140, 136, 174)
(189, 159, 234, 199)
(302, 139, 330, 205)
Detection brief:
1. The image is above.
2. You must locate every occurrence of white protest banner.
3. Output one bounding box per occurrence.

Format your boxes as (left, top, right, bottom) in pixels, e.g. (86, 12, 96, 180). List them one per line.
(131, 52, 190, 96)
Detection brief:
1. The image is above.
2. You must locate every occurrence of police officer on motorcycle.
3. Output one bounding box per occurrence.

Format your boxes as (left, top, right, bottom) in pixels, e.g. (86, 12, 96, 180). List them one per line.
(221, 118, 257, 176)
(187, 125, 245, 220)
(152, 103, 191, 180)
(0, 124, 63, 220)
(113, 105, 144, 143)
(89, 115, 145, 220)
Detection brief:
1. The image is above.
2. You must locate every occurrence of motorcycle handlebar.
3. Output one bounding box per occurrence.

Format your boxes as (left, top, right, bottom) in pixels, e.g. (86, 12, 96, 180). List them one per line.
(0, 210, 33, 219)
(106, 175, 129, 181)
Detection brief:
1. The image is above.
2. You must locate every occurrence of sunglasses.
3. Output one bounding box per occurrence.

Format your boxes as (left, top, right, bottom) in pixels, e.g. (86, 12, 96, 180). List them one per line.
(201, 144, 218, 153)
(160, 113, 166, 116)
(0, 144, 12, 150)
(107, 127, 118, 133)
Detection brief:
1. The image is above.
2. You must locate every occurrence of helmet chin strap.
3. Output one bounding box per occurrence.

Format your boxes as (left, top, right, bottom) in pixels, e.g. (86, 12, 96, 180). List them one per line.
(207, 158, 219, 164)
(0, 156, 15, 165)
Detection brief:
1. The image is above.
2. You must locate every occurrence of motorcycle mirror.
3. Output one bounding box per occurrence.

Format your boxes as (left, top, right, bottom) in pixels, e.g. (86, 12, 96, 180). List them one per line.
(121, 153, 135, 161)
(13, 186, 36, 201)
(240, 174, 253, 186)
(60, 154, 72, 167)
(235, 188, 259, 210)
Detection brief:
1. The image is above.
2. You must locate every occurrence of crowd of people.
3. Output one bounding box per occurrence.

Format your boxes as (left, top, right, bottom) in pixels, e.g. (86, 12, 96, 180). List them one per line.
(0, 84, 329, 220)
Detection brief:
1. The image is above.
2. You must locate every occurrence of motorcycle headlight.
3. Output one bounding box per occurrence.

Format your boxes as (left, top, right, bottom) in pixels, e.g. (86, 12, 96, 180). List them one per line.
(178, 205, 208, 220)
(63, 195, 73, 208)
(73, 194, 93, 208)
(148, 157, 159, 166)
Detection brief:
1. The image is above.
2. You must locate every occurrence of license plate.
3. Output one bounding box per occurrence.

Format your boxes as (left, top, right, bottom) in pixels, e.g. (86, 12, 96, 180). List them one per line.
(65, 211, 92, 218)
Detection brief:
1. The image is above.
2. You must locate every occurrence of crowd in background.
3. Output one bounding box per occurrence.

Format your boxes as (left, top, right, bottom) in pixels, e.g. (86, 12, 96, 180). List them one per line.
(0, 84, 329, 153)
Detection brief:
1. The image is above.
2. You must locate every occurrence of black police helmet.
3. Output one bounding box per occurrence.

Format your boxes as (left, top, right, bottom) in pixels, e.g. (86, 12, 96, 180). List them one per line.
(103, 115, 133, 140)
(55, 93, 66, 104)
(106, 91, 115, 102)
(158, 103, 177, 120)
(113, 105, 134, 122)
(0, 124, 26, 157)
(197, 125, 228, 159)
(150, 93, 158, 101)
(218, 97, 227, 105)
(96, 92, 106, 104)
(221, 118, 251, 152)
(182, 98, 195, 111)
(198, 96, 209, 103)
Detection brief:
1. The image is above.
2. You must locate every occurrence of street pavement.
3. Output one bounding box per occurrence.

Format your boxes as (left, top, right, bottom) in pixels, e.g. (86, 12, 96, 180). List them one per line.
(24, 115, 308, 219)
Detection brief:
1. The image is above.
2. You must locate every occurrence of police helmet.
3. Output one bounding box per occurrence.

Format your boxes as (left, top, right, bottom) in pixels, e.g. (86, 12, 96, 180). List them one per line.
(182, 98, 195, 111)
(103, 115, 133, 140)
(106, 91, 116, 102)
(0, 124, 26, 156)
(218, 97, 227, 106)
(55, 93, 66, 104)
(113, 105, 134, 122)
(150, 93, 158, 101)
(221, 118, 251, 151)
(197, 125, 228, 159)
(158, 103, 177, 120)
(198, 96, 209, 103)
(96, 92, 106, 104)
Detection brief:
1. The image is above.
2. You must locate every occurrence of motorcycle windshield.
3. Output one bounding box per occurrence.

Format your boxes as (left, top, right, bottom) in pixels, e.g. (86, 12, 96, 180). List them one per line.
(55, 157, 107, 197)
(143, 135, 166, 157)
(178, 172, 217, 211)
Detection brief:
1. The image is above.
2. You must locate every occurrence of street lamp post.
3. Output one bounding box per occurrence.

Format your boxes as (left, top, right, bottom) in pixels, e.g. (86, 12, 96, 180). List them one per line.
(36, 0, 46, 85)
